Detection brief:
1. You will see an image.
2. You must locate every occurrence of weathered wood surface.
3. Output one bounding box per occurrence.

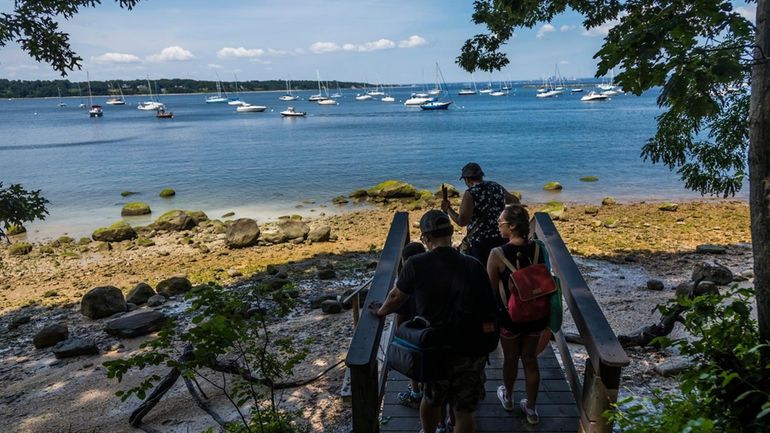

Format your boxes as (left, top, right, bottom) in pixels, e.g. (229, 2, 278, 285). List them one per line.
(380, 345, 579, 433)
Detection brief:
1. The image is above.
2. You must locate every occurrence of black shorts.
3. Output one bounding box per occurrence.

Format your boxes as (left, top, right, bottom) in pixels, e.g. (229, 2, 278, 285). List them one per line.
(423, 354, 487, 412)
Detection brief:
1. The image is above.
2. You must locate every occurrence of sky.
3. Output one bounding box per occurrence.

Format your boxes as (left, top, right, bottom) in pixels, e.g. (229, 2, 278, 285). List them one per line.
(0, 0, 758, 83)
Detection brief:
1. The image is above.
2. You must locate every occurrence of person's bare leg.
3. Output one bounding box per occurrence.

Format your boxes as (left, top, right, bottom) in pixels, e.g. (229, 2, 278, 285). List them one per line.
(520, 334, 541, 407)
(420, 398, 441, 433)
(453, 409, 475, 433)
(500, 336, 522, 396)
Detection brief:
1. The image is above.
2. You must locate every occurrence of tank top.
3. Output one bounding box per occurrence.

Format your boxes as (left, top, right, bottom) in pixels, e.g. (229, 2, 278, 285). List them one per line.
(467, 181, 506, 245)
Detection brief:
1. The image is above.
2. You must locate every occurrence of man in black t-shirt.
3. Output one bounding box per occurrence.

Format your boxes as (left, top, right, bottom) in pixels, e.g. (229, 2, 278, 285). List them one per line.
(373, 210, 490, 433)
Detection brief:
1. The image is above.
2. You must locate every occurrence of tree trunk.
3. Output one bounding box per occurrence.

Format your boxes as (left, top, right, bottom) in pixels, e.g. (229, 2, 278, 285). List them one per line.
(750, 0, 770, 344)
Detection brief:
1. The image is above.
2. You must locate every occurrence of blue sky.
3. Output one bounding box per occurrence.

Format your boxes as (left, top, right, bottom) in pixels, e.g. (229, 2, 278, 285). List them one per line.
(0, 0, 757, 83)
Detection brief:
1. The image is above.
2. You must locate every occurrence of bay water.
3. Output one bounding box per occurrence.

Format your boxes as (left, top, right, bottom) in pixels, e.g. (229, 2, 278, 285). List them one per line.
(0, 84, 737, 240)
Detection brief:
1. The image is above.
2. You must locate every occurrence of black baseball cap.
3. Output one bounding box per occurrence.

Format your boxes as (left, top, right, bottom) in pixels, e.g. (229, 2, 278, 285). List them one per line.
(460, 162, 485, 180)
(419, 210, 453, 235)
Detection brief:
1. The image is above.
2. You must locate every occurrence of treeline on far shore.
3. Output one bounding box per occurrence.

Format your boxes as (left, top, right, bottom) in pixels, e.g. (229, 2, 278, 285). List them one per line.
(0, 79, 371, 98)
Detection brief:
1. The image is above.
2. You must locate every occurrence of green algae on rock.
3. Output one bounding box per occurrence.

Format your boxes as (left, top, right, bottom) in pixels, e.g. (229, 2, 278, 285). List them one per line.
(659, 202, 679, 212)
(543, 181, 563, 191)
(602, 196, 617, 206)
(159, 188, 176, 198)
(120, 191, 138, 197)
(539, 201, 567, 220)
(366, 180, 417, 198)
(434, 183, 460, 198)
(121, 202, 151, 216)
(579, 176, 599, 182)
(92, 221, 137, 242)
(9, 242, 32, 255)
(153, 210, 196, 231)
(6, 224, 26, 236)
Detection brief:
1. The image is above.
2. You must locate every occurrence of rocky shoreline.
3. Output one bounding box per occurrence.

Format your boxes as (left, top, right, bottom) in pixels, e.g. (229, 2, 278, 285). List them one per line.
(0, 182, 753, 433)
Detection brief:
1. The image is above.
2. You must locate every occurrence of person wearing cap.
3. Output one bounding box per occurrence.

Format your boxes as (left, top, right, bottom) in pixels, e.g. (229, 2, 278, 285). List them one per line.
(442, 162, 519, 265)
(372, 210, 492, 433)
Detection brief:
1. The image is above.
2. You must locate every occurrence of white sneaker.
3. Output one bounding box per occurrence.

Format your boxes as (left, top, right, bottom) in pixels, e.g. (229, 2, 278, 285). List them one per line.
(497, 385, 513, 411)
(520, 398, 540, 425)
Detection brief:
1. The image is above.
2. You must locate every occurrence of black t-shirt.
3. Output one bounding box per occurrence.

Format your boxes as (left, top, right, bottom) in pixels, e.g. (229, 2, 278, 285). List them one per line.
(396, 246, 492, 325)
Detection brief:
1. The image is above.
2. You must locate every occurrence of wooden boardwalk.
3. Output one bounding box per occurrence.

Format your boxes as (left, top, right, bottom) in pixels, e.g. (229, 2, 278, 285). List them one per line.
(380, 345, 579, 433)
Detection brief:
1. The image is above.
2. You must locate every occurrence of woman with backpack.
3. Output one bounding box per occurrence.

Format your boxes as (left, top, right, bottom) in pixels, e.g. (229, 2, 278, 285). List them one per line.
(486, 204, 549, 425)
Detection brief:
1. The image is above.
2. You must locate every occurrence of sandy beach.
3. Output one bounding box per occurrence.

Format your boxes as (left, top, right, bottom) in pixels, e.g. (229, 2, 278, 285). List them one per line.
(0, 197, 753, 432)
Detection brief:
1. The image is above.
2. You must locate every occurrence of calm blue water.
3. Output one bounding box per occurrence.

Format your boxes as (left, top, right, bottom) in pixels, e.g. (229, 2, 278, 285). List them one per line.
(0, 84, 737, 240)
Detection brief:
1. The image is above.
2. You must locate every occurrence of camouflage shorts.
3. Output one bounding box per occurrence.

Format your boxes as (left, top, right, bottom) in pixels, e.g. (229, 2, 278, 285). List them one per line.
(423, 354, 487, 412)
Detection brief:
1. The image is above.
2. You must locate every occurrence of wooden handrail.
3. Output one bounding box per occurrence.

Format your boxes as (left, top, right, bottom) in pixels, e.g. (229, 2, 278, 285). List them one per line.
(533, 212, 630, 433)
(345, 212, 410, 433)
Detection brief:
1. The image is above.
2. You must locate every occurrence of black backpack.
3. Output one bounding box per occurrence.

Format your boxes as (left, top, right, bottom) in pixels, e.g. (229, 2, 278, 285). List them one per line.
(446, 255, 500, 356)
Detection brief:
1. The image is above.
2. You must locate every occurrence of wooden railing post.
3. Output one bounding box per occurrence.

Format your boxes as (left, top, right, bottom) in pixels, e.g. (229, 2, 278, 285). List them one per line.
(346, 212, 410, 433)
(581, 360, 622, 433)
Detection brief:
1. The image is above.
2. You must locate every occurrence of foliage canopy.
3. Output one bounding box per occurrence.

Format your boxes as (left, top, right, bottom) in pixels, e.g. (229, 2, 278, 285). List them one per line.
(0, 182, 50, 241)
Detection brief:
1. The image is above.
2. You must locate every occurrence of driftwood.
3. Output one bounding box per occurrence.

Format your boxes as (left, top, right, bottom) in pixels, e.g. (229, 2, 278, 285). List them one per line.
(616, 278, 706, 348)
(128, 344, 344, 431)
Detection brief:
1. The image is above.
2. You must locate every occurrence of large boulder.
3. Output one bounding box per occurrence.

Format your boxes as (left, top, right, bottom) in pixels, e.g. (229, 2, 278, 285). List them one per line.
(121, 202, 151, 216)
(277, 220, 310, 240)
(321, 300, 343, 314)
(126, 282, 156, 305)
(9, 242, 32, 256)
(366, 180, 417, 198)
(52, 338, 99, 358)
(692, 261, 733, 285)
(159, 188, 176, 198)
(225, 218, 260, 248)
(308, 226, 332, 242)
(153, 210, 196, 231)
(92, 221, 137, 242)
(80, 286, 127, 319)
(186, 210, 209, 225)
(33, 324, 69, 349)
(659, 202, 679, 212)
(156, 277, 192, 297)
(261, 229, 287, 244)
(543, 181, 563, 191)
(105, 311, 168, 338)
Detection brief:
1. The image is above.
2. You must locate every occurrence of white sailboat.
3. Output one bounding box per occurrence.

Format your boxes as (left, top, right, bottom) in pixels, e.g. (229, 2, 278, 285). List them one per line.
(308, 71, 328, 102)
(57, 88, 66, 107)
(458, 74, 478, 95)
(137, 77, 165, 110)
(279, 79, 299, 101)
(106, 82, 126, 105)
(228, 75, 246, 105)
(331, 82, 343, 98)
(206, 74, 229, 103)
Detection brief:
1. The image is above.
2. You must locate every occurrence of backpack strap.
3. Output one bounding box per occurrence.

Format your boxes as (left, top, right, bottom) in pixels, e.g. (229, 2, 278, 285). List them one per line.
(532, 241, 540, 265)
(492, 247, 515, 305)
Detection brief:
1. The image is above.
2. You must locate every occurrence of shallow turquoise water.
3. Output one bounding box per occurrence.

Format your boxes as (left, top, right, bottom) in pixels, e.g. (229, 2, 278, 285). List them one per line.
(0, 84, 740, 240)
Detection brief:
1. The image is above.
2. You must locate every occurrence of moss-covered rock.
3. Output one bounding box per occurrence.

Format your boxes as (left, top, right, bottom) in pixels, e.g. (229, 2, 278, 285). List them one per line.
(584, 206, 600, 215)
(332, 195, 349, 205)
(367, 180, 417, 198)
(405, 199, 428, 211)
(159, 188, 176, 198)
(120, 191, 138, 197)
(539, 201, 567, 220)
(6, 224, 26, 236)
(603, 218, 620, 228)
(349, 189, 368, 198)
(92, 221, 137, 242)
(121, 202, 151, 216)
(510, 191, 523, 202)
(434, 183, 460, 198)
(417, 189, 433, 200)
(153, 210, 196, 231)
(136, 237, 155, 247)
(221, 211, 235, 218)
(9, 242, 32, 256)
(543, 181, 563, 191)
(78, 237, 91, 245)
(659, 202, 679, 212)
(186, 210, 208, 225)
(579, 176, 599, 182)
(57, 236, 74, 245)
(602, 196, 617, 206)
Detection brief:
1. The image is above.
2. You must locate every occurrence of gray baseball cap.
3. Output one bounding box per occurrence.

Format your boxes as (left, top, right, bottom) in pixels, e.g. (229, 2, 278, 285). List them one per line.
(419, 210, 453, 235)
(460, 162, 485, 179)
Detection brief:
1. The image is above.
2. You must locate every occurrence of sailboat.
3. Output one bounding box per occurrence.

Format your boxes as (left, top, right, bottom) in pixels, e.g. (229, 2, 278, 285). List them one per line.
(228, 75, 246, 105)
(420, 63, 452, 110)
(279, 79, 299, 101)
(106, 82, 126, 105)
(479, 77, 494, 94)
(77, 85, 86, 108)
(458, 74, 478, 95)
(308, 71, 329, 102)
(86, 72, 103, 117)
(206, 75, 229, 103)
(137, 77, 165, 110)
(57, 88, 66, 107)
(331, 82, 343, 98)
(318, 84, 339, 105)
(381, 86, 396, 102)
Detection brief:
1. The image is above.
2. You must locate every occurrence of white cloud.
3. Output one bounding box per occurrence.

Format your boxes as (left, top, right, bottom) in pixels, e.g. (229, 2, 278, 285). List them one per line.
(207, 63, 223, 69)
(309, 41, 341, 54)
(147, 46, 194, 62)
(736, 6, 756, 23)
(93, 52, 141, 64)
(537, 24, 556, 39)
(342, 43, 357, 51)
(559, 25, 576, 32)
(249, 58, 272, 65)
(217, 47, 265, 59)
(582, 13, 626, 37)
(398, 35, 427, 48)
(357, 39, 396, 52)
(559, 60, 569, 65)
(267, 48, 293, 56)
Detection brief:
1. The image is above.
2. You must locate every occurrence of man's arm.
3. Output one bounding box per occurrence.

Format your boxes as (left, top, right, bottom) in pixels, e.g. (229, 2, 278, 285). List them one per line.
(375, 287, 409, 316)
(502, 187, 520, 205)
(443, 190, 474, 227)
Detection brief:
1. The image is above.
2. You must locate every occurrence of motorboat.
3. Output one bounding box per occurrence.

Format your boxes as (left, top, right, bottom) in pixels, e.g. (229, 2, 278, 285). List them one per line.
(571, 88, 583, 93)
(355, 93, 373, 101)
(479, 87, 494, 94)
(138, 101, 165, 111)
(381, 95, 395, 102)
(420, 101, 452, 110)
(106, 97, 125, 105)
(205, 95, 228, 103)
(536, 90, 560, 98)
(601, 90, 619, 96)
(89, 105, 103, 117)
(366, 90, 385, 96)
(280, 107, 306, 117)
(318, 98, 338, 105)
(489, 90, 507, 97)
(236, 103, 267, 112)
(458, 87, 477, 96)
(228, 99, 246, 106)
(156, 107, 174, 118)
(581, 91, 610, 101)
(404, 94, 434, 106)
(413, 92, 430, 98)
